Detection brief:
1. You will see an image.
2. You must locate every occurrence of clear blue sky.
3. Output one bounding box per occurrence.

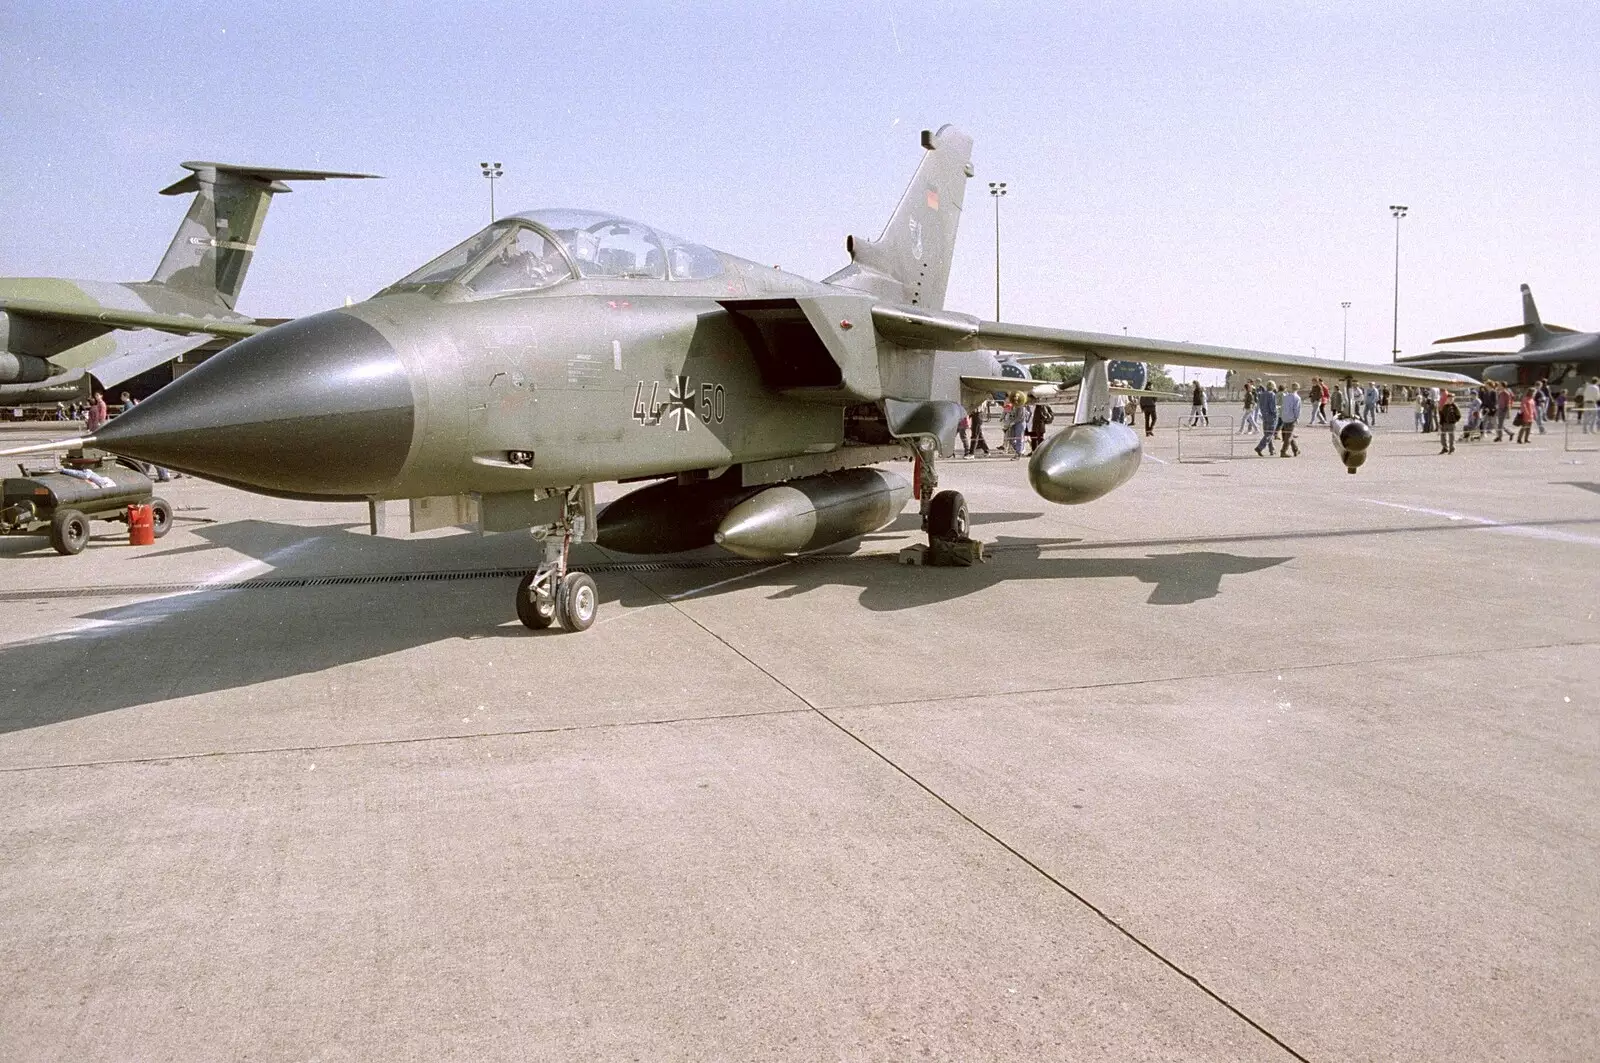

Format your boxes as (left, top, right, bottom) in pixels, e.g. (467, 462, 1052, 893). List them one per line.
(2, 1, 1595, 368)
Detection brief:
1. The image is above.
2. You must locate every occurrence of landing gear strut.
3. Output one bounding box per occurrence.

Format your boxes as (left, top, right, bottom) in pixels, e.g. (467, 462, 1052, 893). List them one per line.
(902, 439, 983, 566)
(516, 487, 599, 632)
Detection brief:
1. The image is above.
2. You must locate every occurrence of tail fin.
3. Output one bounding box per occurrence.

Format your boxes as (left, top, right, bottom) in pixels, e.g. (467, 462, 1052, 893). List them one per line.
(1520, 284, 1550, 343)
(151, 162, 377, 309)
(825, 125, 973, 310)
(1434, 284, 1562, 346)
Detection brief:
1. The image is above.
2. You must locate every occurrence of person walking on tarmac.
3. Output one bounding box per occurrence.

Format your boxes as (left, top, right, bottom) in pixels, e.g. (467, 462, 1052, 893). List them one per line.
(1515, 388, 1537, 444)
(966, 405, 989, 457)
(1277, 382, 1302, 456)
(1188, 381, 1209, 426)
(1254, 382, 1279, 456)
(1438, 391, 1460, 454)
(85, 391, 109, 433)
(1029, 397, 1054, 453)
(1005, 395, 1028, 458)
(1139, 389, 1159, 437)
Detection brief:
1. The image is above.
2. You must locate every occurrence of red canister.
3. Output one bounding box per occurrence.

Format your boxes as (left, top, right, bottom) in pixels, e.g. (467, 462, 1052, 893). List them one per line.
(128, 503, 155, 546)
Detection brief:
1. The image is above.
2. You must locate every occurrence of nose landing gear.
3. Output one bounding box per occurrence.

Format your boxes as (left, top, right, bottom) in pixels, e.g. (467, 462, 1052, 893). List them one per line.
(516, 486, 599, 632)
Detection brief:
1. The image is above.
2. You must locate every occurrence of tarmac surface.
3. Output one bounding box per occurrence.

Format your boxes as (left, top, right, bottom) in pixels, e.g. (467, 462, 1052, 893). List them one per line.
(1, 411, 1597, 1062)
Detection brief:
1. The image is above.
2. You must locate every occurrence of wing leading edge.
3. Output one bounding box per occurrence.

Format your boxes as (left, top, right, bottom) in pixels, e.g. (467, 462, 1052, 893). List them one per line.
(874, 304, 1478, 390)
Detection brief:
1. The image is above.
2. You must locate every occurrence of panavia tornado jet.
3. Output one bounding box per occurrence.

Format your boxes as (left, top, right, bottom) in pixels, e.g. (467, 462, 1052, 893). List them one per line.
(6, 126, 1473, 632)
(0, 162, 376, 404)
(1396, 284, 1600, 388)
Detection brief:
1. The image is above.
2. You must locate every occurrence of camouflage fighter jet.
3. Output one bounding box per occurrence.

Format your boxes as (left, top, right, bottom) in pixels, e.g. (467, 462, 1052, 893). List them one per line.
(0, 162, 376, 404)
(6, 127, 1473, 631)
(1396, 284, 1600, 387)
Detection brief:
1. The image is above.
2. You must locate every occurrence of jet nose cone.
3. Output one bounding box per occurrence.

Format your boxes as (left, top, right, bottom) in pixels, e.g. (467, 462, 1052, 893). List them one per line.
(95, 310, 414, 499)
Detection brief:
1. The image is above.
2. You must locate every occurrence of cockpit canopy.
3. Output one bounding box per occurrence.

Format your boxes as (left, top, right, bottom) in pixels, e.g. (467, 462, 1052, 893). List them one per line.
(388, 210, 723, 295)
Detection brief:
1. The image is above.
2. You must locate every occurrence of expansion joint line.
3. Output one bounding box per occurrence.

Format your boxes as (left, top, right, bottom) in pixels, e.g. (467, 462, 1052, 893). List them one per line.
(631, 571, 1312, 1063)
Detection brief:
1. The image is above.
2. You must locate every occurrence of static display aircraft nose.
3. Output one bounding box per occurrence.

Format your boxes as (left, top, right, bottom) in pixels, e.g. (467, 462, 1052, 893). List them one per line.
(94, 310, 415, 499)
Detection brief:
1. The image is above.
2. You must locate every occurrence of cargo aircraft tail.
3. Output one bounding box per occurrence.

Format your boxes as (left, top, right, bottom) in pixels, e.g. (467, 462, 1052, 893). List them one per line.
(151, 163, 377, 310)
(1432, 283, 1578, 348)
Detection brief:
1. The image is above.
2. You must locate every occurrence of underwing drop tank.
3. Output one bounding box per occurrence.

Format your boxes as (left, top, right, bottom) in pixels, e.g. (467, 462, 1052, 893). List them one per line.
(715, 467, 911, 559)
(597, 476, 764, 555)
(1027, 422, 1142, 504)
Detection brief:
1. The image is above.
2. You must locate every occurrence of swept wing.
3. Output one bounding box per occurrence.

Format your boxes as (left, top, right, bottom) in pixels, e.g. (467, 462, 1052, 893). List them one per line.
(875, 305, 1477, 389)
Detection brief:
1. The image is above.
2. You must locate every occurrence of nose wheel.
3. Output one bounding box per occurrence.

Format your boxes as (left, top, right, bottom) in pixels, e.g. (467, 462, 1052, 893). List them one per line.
(555, 572, 598, 631)
(515, 570, 558, 629)
(517, 568, 598, 632)
(515, 487, 600, 632)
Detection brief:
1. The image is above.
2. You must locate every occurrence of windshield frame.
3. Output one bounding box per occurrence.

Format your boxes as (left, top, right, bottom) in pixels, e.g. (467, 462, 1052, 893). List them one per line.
(382, 219, 580, 295)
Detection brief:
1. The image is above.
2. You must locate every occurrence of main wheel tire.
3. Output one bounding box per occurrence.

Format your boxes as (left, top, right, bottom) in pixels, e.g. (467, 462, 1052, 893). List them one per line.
(150, 498, 173, 538)
(49, 508, 90, 556)
(515, 572, 556, 630)
(555, 572, 599, 632)
(926, 490, 969, 541)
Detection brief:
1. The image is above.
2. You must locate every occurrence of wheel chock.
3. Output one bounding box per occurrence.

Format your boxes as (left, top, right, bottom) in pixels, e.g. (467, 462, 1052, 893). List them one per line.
(927, 537, 985, 567)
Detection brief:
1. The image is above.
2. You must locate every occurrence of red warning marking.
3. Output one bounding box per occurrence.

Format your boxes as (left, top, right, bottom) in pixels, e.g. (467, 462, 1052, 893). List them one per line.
(926, 188, 940, 210)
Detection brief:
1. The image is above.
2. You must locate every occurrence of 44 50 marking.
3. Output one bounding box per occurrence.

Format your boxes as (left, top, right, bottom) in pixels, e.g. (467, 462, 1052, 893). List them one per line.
(632, 375, 727, 431)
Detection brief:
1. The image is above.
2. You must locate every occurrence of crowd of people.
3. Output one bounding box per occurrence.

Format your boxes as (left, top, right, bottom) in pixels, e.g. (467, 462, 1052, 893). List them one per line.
(958, 393, 1055, 459)
(954, 374, 1600, 464)
(1445, 377, 1600, 447)
(1227, 374, 1600, 457)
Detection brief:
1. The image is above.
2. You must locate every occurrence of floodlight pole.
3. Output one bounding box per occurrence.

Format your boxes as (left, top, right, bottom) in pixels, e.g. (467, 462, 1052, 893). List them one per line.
(989, 182, 1007, 320)
(1389, 205, 1408, 359)
(480, 162, 504, 223)
(1341, 301, 1351, 360)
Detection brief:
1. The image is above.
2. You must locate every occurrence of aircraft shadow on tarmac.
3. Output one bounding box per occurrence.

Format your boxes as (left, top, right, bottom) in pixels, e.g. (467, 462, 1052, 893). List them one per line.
(745, 536, 1290, 611)
(6, 502, 1598, 735)
(0, 518, 1291, 734)
(1555, 481, 1600, 496)
(877, 510, 1044, 533)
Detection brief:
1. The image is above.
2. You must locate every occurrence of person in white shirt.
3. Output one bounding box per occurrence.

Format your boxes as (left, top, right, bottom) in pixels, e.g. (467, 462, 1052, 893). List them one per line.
(1582, 377, 1600, 433)
(1278, 383, 1303, 457)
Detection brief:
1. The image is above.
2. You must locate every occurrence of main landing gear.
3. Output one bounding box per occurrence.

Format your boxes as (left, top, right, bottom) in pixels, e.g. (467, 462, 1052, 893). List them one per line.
(516, 487, 599, 632)
(902, 441, 983, 566)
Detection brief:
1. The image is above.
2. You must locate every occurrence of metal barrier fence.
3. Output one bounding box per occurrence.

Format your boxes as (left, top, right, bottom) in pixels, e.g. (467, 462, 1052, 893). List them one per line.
(1566, 414, 1600, 452)
(1176, 414, 1237, 462)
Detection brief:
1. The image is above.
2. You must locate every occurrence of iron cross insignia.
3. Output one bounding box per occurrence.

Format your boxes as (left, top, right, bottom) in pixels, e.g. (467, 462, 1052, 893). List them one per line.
(666, 375, 697, 431)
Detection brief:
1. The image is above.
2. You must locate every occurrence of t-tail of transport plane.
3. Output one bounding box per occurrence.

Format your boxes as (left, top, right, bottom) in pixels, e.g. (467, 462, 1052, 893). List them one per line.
(1431, 284, 1578, 351)
(150, 163, 376, 311)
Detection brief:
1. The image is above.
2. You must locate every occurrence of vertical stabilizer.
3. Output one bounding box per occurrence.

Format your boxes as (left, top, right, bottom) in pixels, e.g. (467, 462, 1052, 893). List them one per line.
(826, 125, 974, 310)
(151, 162, 377, 310)
(1520, 284, 1550, 345)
